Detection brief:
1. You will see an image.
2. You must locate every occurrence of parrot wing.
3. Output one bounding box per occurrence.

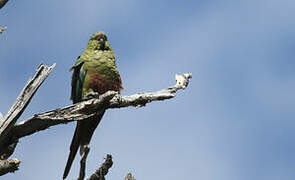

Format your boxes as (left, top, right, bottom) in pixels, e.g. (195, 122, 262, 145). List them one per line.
(70, 58, 85, 103)
(63, 58, 86, 179)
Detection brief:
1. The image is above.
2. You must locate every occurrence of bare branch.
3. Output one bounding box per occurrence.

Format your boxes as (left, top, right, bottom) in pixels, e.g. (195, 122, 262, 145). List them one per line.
(0, 113, 3, 123)
(0, 63, 56, 154)
(0, 140, 18, 160)
(0, 0, 9, 9)
(0, 27, 7, 34)
(3, 72, 191, 157)
(0, 159, 20, 176)
(109, 73, 192, 108)
(13, 72, 191, 137)
(87, 154, 113, 180)
(10, 91, 117, 141)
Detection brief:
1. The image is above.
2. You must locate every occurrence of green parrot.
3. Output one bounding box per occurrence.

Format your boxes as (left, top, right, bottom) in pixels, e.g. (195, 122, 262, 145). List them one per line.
(63, 31, 123, 179)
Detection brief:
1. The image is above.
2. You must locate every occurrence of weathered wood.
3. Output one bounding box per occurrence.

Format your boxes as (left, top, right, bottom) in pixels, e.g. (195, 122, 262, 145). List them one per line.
(0, 113, 3, 123)
(7, 73, 192, 145)
(0, 159, 20, 176)
(109, 73, 192, 108)
(0, 140, 17, 160)
(10, 91, 117, 142)
(0, 0, 9, 9)
(0, 64, 55, 153)
(87, 154, 113, 180)
(0, 71, 191, 176)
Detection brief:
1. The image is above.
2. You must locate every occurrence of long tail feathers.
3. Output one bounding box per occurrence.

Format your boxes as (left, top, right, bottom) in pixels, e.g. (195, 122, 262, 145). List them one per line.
(63, 111, 105, 179)
(79, 111, 105, 155)
(63, 122, 81, 179)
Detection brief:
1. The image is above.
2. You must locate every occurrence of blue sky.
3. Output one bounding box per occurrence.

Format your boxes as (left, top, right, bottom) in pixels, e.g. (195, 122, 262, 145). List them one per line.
(1, 0, 295, 179)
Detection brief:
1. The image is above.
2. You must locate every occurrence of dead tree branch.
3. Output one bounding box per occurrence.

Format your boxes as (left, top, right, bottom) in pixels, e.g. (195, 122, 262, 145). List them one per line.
(0, 0, 9, 9)
(5, 73, 192, 149)
(9, 91, 117, 143)
(0, 159, 20, 175)
(109, 73, 192, 108)
(0, 113, 4, 123)
(0, 61, 191, 177)
(87, 154, 113, 180)
(0, 140, 18, 160)
(0, 63, 56, 156)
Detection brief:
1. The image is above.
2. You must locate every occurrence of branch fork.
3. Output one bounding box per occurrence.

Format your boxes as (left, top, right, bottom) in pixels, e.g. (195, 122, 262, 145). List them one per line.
(0, 63, 192, 178)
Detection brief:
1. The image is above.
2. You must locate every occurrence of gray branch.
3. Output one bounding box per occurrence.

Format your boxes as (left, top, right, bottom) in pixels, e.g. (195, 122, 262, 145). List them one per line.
(0, 63, 55, 155)
(10, 91, 117, 141)
(109, 73, 192, 108)
(0, 159, 20, 176)
(0, 0, 9, 9)
(0, 113, 4, 123)
(6, 73, 192, 147)
(87, 154, 113, 180)
(0, 67, 191, 177)
(0, 140, 18, 160)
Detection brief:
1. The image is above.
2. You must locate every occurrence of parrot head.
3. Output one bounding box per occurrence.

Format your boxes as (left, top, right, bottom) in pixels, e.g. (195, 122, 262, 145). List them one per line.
(88, 31, 111, 51)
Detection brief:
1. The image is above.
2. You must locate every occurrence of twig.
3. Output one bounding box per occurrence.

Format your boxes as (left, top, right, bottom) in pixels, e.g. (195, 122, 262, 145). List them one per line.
(0, 27, 7, 34)
(0, 63, 56, 155)
(87, 154, 113, 180)
(0, 0, 9, 9)
(78, 146, 90, 180)
(0, 159, 20, 176)
(109, 73, 192, 108)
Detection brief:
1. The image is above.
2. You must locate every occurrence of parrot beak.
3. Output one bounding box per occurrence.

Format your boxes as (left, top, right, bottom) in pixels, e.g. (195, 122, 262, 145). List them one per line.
(99, 38, 105, 44)
(98, 38, 106, 50)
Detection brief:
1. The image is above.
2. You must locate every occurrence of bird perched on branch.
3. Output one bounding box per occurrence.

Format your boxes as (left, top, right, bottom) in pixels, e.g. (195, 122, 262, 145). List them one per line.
(63, 31, 123, 179)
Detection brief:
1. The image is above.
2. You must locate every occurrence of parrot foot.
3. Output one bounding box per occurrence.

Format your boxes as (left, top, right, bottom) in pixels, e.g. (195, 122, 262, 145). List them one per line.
(84, 92, 99, 100)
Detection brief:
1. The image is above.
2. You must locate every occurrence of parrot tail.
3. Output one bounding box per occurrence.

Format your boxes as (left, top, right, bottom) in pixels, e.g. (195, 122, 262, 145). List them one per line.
(63, 111, 105, 179)
(79, 111, 105, 155)
(63, 122, 81, 179)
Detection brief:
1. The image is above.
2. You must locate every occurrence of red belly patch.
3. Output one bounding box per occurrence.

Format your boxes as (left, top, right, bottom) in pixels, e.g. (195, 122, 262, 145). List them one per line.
(88, 71, 123, 94)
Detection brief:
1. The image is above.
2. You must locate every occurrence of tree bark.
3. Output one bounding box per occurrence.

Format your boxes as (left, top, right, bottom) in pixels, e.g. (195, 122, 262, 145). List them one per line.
(0, 159, 20, 175)
(87, 154, 113, 180)
(4, 73, 192, 151)
(0, 63, 55, 155)
(0, 0, 9, 9)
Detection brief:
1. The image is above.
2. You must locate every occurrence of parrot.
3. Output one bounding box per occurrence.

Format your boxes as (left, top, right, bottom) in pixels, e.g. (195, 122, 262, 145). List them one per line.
(63, 31, 123, 179)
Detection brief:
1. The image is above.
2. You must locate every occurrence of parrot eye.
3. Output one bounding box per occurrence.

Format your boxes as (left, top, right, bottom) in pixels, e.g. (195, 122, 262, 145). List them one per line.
(94, 34, 107, 42)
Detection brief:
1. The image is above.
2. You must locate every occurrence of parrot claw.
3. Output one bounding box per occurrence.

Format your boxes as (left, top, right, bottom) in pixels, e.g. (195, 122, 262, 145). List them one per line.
(84, 92, 99, 100)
